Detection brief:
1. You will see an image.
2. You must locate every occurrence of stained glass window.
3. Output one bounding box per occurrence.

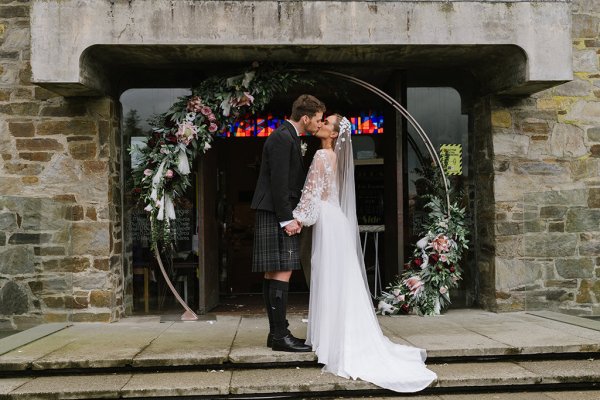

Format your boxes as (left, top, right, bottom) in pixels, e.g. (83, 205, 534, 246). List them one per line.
(349, 113, 384, 135)
(220, 112, 383, 137)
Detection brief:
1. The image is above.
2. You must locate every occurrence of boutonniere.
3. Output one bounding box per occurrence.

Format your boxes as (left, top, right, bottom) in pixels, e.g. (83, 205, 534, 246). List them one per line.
(300, 141, 308, 156)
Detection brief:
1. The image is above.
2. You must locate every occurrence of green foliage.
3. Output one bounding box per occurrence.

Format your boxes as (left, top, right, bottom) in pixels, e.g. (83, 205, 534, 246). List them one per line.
(129, 64, 314, 252)
(378, 165, 469, 316)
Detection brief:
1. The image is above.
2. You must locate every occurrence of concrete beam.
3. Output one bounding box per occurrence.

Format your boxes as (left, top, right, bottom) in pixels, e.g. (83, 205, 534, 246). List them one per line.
(31, 0, 572, 96)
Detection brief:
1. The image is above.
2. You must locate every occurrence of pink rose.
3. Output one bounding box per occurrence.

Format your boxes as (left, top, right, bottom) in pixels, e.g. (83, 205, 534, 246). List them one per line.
(439, 286, 448, 295)
(186, 96, 203, 112)
(143, 169, 153, 176)
(392, 289, 405, 303)
(404, 276, 424, 296)
(165, 169, 174, 179)
(208, 123, 218, 133)
(208, 113, 216, 122)
(200, 106, 212, 116)
(175, 122, 198, 145)
(432, 234, 450, 253)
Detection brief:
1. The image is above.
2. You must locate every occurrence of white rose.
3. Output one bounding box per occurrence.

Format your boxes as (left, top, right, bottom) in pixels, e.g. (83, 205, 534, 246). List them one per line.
(377, 301, 396, 315)
(300, 141, 308, 156)
(416, 237, 429, 249)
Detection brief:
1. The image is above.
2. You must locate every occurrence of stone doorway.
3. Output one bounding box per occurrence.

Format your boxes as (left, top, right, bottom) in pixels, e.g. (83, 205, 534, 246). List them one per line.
(118, 78, 412, 314)
(118, 73, 479, 315)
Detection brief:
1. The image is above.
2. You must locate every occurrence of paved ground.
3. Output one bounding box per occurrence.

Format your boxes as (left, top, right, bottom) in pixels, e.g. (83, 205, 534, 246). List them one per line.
(0, 310, 599, 399)
(1, 309, 599, 370)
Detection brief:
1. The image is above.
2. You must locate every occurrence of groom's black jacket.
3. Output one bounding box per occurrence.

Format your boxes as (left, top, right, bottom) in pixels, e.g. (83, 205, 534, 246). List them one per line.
(251, 120, 306, 223)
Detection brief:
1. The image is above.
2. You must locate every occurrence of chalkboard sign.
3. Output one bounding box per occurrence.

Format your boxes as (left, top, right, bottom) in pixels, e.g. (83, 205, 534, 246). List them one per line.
(131, 210, 151, 243)
(355, 165, 385, 225)
(130, 208, 194, 251)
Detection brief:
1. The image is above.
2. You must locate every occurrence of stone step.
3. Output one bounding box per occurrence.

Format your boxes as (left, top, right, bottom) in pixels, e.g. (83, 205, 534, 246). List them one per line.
(1, 312, 599, 373)
(1, 359, 599, 399)
(335, 393, 600, 399)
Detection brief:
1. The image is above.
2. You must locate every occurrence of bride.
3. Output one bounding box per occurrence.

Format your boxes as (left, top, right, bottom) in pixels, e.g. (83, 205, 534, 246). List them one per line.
(292, 114, 437, 392)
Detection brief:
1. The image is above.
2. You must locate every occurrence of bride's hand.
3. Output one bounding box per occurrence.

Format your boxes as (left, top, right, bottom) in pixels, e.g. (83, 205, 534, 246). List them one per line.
(285, 220, 302, 236)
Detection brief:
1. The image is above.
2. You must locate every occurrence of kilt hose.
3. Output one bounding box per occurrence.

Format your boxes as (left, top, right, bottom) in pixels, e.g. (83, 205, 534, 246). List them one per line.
(252, 210, 301, 272)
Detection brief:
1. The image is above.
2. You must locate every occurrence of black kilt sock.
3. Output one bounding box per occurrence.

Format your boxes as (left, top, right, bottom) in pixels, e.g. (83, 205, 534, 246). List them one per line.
(263, 279, 274, 334)
(269, 279, 291, 339)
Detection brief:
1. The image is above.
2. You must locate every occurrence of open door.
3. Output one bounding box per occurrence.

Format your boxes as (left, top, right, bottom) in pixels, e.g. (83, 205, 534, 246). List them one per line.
(383, 72, 409, 281)
(197, 149, 219, 313)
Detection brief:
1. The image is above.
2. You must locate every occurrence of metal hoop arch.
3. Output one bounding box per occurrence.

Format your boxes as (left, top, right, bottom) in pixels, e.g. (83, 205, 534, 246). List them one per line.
(154, 68, 453, 321)
(152, 225, 198, 321)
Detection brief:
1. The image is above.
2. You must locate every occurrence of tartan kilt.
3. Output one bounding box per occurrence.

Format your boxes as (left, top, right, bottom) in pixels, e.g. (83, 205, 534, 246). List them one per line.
(252, 210, 301, 272)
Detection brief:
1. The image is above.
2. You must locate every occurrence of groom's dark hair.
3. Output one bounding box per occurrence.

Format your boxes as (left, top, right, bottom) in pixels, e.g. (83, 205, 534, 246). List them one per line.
(290, 94, 326, 121)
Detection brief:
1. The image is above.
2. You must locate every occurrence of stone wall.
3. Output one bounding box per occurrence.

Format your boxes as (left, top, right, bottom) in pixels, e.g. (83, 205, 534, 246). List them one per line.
(491, 0, 600, 315)
(0, 0, 597, 326)
(0, 1, 124, 329)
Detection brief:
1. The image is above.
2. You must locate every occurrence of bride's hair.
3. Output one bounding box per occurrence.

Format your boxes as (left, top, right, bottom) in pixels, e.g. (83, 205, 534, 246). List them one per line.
(333, 113, 369, 294)
(330, 113, 343, 149)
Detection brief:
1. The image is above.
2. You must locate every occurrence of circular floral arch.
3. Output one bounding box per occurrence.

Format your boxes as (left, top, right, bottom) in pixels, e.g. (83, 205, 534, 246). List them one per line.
(131, 65, 468, 319)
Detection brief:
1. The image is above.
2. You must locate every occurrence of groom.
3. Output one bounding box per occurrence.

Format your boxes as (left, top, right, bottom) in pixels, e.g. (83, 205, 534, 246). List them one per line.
(251, 94, 325, 352)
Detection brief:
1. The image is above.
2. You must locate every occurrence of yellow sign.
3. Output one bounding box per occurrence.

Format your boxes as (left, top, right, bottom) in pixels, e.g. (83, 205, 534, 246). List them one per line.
(439, 144, 462, 175)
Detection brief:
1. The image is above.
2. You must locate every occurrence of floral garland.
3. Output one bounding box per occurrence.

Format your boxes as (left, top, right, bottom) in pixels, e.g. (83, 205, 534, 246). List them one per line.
(377, 174, 469, 316)
(130, 64, 313, 250)
(130, 63, 468, 315)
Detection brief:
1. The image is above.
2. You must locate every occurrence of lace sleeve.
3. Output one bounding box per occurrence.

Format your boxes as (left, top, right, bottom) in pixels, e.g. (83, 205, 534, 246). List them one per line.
(293, 151, 328, 226)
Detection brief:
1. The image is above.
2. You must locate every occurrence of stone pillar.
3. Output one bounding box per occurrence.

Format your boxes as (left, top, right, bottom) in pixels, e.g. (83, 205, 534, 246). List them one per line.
(120, 103, 134, 316)
(0, 3, 124, 328)
(490, 0, 600, 315)
(470, 96, 498, 311)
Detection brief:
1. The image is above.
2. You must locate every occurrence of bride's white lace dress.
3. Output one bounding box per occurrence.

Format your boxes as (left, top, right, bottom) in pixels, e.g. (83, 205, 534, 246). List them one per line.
(293, 149, 437, 393)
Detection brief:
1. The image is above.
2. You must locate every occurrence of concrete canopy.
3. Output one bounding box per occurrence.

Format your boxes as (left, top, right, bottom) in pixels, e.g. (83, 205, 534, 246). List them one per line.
(31, 0, 572, 96)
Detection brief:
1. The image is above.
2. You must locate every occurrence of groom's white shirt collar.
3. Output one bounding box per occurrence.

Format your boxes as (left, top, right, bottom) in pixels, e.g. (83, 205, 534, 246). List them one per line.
(287, 120, 301, 137)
